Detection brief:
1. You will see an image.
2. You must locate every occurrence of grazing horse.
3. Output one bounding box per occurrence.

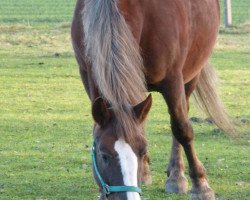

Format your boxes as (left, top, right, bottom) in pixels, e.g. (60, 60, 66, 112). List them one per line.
(71, 0, 234, 199)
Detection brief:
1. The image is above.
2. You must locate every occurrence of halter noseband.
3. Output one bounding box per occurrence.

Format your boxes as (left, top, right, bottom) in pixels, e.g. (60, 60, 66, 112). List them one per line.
(92, 142, 142, 196)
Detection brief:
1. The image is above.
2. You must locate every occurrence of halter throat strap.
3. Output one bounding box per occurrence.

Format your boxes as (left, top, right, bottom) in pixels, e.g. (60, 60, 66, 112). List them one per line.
(91, 142, 142, 196)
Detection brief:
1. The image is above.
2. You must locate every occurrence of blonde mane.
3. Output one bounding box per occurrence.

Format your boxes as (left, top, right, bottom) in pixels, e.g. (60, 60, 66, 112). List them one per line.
(83, 0, 147, 142)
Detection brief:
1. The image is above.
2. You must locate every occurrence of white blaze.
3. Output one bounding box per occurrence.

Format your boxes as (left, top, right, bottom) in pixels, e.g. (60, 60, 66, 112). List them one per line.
(114, 139, 140, 200)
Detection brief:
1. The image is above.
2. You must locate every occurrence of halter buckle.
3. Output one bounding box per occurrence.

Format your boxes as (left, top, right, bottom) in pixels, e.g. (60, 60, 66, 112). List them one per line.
(103, 184, 111, 195)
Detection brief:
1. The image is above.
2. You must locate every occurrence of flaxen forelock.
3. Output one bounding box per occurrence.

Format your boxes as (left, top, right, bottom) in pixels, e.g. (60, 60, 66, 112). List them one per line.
(83, 0, 147, 142)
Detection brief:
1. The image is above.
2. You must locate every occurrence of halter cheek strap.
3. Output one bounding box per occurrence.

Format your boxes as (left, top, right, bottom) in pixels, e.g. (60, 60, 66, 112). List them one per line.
(92, 143, 142, 196)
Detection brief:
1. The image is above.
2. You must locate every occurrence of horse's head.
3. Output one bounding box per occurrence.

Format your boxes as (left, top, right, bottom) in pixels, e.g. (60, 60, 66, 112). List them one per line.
(91, 95, 152, 200)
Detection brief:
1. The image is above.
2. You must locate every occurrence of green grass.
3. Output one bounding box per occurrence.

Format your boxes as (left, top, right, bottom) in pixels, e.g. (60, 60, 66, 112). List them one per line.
(0, 1, 250, 200)
(0, 0, 75, 27)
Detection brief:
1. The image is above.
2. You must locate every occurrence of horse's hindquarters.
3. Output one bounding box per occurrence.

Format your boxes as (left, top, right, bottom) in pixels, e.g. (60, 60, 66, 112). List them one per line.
(138, 0, 220, 85)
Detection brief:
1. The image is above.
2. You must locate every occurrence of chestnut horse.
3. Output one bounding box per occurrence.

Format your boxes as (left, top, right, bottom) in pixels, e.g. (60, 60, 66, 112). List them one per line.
(71, 0, 234, 199)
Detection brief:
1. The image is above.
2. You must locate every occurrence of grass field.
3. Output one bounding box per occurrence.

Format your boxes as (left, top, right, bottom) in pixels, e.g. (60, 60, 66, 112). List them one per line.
(0, 1, 250, 200)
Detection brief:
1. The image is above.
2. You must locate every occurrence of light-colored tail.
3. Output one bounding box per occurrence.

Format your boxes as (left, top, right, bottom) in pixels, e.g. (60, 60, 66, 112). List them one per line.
(193, 64, 236, 136)
(83, 0, 146, 140)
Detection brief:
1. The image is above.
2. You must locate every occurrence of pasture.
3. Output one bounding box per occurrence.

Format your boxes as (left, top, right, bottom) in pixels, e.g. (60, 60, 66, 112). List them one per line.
(0, 0, 249, 199)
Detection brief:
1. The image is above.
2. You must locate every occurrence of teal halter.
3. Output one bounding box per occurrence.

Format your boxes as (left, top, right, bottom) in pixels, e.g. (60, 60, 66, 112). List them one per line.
(92, 142, 142, 196)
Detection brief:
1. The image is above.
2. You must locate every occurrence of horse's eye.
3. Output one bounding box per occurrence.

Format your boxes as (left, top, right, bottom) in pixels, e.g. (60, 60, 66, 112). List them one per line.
(102, 154, 109, 164)
(139, 147, 147, 158)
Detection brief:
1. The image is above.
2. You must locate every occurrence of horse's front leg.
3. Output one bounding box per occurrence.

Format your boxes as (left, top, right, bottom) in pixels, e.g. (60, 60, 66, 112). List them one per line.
(165, 136, 188, 193)
(162, 73, 215, 200)
(165, 75, 200, 194)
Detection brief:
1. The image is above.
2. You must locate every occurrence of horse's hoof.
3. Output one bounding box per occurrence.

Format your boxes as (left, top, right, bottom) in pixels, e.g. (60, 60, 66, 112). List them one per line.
(190, 186, 215, 200)
(165, 175, 188, 194)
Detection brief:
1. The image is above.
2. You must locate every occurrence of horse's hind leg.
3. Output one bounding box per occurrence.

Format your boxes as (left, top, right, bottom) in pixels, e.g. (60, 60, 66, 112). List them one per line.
(162, 73, 215, 200)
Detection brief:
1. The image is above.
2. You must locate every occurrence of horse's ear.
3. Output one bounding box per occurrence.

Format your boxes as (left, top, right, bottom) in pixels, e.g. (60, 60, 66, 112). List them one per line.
(92, 97, 112, 127)
(133, 94, 152, 123)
